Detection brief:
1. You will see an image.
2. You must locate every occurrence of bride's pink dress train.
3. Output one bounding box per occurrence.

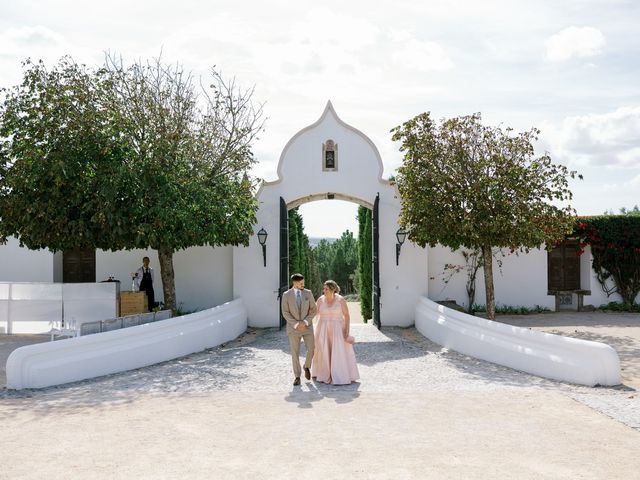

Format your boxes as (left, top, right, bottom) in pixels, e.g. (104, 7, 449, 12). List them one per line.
(311, 295, 359, 385)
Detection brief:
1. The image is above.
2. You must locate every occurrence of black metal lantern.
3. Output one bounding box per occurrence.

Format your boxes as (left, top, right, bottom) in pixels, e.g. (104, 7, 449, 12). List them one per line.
(395, 228, 407, 266)
(257, 228, 268, 267)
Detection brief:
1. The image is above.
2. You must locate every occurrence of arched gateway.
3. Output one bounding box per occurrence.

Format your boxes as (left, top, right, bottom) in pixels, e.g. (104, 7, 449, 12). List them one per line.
(233, 102, 428, 328)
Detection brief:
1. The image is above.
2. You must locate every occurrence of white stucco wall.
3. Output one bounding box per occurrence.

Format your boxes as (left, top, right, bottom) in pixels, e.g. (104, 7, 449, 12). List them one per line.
(234, 101, 428, 327)
(429, 244, 640, 310)
(173, 246, 233, 312)
(428, 245, 555, 310)
(0, 237, 54, 282)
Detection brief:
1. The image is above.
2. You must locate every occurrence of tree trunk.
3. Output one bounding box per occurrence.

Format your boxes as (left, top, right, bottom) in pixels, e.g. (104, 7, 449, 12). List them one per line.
(466, 276, 477, 314)
(465, 250, 480, 314)
(158, 247, 177, 314)
(481, 245, 496, 320)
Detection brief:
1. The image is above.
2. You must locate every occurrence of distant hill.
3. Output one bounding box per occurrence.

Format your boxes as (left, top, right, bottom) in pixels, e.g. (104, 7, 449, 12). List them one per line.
(308, 237, 337, 247)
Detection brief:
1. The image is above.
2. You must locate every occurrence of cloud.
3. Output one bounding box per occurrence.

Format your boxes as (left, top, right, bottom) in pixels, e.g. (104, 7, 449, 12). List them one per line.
(0, 25, 100, 88)
(0, 25, 93, 64)
(155, 11, 454, 118)
(554, 106, 640, 167)
(392, 38, 454, 72)
(545, 26, 605, 62)
(0, 25, 66, 54)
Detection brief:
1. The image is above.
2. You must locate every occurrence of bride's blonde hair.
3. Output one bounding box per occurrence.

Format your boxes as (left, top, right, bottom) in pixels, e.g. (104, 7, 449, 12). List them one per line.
(323, 280, 340, 294)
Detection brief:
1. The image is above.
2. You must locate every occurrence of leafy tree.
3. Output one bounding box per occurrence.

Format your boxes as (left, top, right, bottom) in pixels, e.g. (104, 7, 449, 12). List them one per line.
(621, 206, 640, 216)
(297, 219, 310, 280)
(288, 208, 302, 275)
(313, 239, 334, 285)
(288, 207, 313, 280)
(287, 210, 360, 299)
(307, 248, 323, 297)
(357, 206, 372, 320)
(102, 55, 263, 312)
(288, 207, 323, 294)
(0, 58, 126, 251)
(331, 230, 357, 294)
(392, 112, 579, 319)
(0, 55, 264, 313)
(605, 205, 640, 216)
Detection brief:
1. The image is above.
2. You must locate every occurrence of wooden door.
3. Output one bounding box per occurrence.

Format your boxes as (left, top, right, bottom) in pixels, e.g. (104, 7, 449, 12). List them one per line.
(63, 249, 96, 283)
(548, 242, 580, 291)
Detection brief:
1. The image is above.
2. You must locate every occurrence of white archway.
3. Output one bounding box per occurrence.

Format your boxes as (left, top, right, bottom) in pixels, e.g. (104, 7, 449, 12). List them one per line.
(233, 101, 428, 328)
(287, 192, 373, 210)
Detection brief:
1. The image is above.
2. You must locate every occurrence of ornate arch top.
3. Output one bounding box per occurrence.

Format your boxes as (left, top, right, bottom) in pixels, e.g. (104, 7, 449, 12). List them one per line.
(264, 100, 390, 189)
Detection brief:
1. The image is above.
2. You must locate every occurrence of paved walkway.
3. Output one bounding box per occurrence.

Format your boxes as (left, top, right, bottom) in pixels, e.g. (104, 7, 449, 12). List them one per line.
(1, 317, 639, 479)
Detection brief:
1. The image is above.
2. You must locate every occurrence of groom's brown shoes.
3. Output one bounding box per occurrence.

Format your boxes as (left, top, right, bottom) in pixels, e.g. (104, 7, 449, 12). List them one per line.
(304, 368, 311, 380)
(293, 377, 301, 386)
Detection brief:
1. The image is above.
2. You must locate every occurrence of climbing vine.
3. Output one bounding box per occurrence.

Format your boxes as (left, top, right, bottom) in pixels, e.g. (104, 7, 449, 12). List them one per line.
(574, 216, 640, 307)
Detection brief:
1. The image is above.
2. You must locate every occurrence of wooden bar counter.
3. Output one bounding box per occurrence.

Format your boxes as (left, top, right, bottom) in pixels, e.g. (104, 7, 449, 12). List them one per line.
(119, 291, 148, 316)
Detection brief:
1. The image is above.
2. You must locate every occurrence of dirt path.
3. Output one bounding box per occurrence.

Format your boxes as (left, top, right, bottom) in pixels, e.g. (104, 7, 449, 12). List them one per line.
(347, 300, 365, 324)
(1, 311, 639, 479)
(2, 390, 639, 480)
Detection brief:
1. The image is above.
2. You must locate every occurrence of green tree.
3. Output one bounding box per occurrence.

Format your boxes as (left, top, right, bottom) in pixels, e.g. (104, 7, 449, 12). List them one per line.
(288, 208, 302, 275)
(357, 206, 373, 320)
(288, 207, 320, 292)
(314, 239, 334, 284)
(331, 230, 357, 294)
(605, 205, 640, 216)
(298, 219, 310, 279)
(621, 206, 640, 216)
(0, 56, 264, 313)
(102, 55, 264, 312)
(392, 112, 579, 320)
(0, 58, 125, 251)
(307, 247, 323, 297)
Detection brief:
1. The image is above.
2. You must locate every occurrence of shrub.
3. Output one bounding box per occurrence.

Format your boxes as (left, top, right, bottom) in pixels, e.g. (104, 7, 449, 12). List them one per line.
(472, 304, 551, 315)
(598, 301, 640, 313)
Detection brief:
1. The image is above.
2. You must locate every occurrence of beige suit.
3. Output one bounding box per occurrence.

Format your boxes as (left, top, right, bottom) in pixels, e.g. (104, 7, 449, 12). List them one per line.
(282, 288, 317, 378)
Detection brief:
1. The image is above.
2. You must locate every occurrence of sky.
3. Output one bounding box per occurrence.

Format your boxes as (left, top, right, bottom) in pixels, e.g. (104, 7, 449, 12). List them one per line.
(1, 0, 639, 238)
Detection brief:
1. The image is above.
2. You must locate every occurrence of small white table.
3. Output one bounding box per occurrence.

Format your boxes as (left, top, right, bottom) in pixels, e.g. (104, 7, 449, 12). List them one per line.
(49, 319, 79, 341)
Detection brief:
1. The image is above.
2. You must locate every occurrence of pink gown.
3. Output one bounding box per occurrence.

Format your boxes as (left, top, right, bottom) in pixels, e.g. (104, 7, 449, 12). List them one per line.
(312, 295, 360, 385)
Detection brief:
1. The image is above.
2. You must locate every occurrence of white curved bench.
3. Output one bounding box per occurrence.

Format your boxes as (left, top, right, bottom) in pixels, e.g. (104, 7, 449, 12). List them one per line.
(6, 299, 247, 390)
(415, 296, 620, 387)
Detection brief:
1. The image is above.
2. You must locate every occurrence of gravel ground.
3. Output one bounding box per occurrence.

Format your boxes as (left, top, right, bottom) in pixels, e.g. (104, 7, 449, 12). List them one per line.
(2, 322, 638, 431)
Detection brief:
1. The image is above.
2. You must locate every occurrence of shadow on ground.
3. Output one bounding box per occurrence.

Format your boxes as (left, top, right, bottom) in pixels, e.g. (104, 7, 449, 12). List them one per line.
(1, 319, 637, 421)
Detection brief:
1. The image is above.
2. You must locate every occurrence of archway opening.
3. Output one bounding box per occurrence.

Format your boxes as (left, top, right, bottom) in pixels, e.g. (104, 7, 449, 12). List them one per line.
(285, 198, 375, 326)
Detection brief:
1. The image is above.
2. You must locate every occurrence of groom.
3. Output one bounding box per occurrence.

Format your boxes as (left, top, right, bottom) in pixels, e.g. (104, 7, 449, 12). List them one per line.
(281, 273, 317, 386)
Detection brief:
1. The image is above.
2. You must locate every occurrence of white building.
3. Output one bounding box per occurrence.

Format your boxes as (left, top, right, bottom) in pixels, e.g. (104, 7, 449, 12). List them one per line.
(0, 102, 633, 329)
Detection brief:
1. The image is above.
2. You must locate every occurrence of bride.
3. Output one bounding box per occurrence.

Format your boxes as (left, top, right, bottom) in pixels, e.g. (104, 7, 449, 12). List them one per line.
(311, 280, 360, 385)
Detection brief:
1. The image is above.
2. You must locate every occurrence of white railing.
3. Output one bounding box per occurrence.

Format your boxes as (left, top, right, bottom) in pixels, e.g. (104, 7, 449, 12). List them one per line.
(0, 282, 118, 334)
(6, 299, 247, 390)
(415, 296, 621, 387)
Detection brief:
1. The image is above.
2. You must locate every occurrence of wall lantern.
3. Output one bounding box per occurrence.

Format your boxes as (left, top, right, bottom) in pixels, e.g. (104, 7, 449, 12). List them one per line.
(257, 228, 268, 267)
(395, 228, 407, 266)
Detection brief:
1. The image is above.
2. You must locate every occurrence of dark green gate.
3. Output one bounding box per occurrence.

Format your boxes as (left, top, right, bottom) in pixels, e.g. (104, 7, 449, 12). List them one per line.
(373, 193, 381, 329)
(279, 197, 289, 329)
